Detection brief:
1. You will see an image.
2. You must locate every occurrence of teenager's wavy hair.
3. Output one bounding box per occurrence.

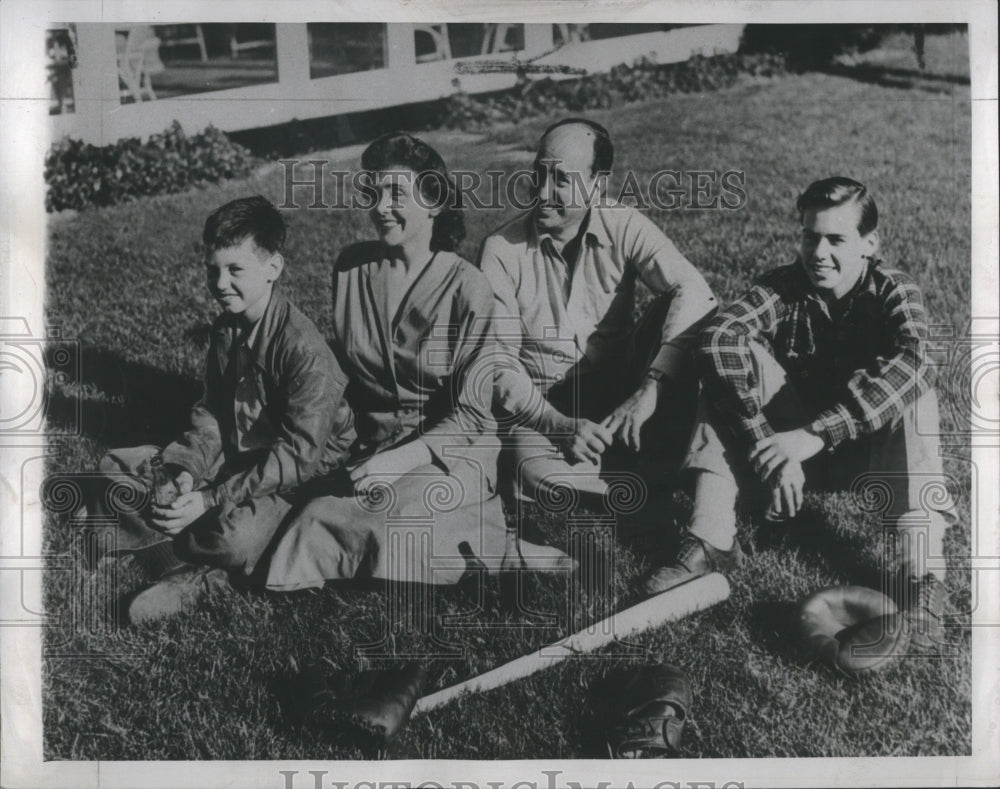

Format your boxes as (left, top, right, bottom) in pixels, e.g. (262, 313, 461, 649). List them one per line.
(796, 176, 878, 236)
(360, 132, 465, 253)
(202, 195, 286, 254)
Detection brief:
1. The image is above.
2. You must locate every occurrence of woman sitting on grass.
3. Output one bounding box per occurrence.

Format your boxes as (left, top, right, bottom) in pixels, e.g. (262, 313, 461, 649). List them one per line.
(264, 132, 571, 591)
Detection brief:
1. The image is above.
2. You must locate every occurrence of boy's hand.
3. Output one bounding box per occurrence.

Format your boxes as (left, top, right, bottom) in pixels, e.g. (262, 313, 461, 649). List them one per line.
(769, 460, 806, 519)
(603, 378, 659, 452)
(151, 491, 207, 535)
(174, 470, 195, 495)
(751, 428, 825, 482)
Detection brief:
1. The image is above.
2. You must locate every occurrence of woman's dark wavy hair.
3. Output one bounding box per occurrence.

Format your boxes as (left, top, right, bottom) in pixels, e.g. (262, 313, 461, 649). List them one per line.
(360, 132, 465, 253)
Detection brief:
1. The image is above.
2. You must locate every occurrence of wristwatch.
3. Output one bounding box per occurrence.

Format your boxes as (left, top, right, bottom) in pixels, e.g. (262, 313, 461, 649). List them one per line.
(645, 369, 666, 382)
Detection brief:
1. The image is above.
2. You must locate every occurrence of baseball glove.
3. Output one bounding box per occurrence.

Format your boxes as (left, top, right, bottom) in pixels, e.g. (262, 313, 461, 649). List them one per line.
(606, 664, 693, 759)
(796, 585, 911, 675)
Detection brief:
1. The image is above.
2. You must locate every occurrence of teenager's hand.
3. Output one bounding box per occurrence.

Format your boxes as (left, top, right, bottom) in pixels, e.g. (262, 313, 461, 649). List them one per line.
(769, 460, 806, 519)
(349, 441, 432, 496)
(151, 491, 207, 535)
(556, 418, 613, 466)
(603, 378, 659, 452)
(751, 428, 825, 482)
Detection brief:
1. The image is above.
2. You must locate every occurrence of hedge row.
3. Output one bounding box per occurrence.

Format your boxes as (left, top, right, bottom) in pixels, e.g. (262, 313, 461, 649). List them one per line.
(52, 23, 927, 210)
(45, 121, 253, 212)
(436, 52, 788, 132)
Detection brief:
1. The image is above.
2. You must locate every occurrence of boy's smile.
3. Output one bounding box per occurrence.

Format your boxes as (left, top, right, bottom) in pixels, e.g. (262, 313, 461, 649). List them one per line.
(799, 202, 878, 301)
(206, 237, 283, 324)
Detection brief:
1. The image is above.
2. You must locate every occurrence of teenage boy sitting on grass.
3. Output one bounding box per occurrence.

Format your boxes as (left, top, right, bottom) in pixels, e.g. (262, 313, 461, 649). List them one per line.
(643, 177, 956, 645)
(86, 196, 355, 624)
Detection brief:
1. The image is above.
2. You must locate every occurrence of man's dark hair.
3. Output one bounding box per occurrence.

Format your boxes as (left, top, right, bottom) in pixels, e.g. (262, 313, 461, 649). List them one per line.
(540, 117, 614, 176)
(796, 177, 878, 236)
(203, 195, 286, 255)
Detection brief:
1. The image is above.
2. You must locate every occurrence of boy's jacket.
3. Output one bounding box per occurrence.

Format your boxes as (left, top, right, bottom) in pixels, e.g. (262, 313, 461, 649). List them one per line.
(162, 288, 355, 507)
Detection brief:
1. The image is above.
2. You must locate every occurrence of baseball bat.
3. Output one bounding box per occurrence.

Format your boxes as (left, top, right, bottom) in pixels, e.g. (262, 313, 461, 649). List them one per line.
(413, 571, 730, 715)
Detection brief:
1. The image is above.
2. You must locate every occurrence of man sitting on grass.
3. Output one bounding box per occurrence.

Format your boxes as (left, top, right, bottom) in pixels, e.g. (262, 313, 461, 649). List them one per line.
(479, 118, 717, 505)
(85, 195, 355, 624)
(644, 176, 956, 646)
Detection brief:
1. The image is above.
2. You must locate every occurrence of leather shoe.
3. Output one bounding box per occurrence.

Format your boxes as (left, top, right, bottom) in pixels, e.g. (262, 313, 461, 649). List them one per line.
(897, 572, 946, 650)
(643, 534, 744, 596)
(126, 566, 229, 625)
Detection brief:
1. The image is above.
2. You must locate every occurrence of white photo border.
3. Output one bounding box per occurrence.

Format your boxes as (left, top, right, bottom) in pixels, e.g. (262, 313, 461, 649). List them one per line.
(1, 1, 997, 787)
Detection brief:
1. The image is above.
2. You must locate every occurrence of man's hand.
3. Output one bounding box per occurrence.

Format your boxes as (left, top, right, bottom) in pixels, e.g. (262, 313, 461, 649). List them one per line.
(556, 418, 613, 466)
(151, 491, 207, 535)
(603, 378, 659, 451)
(751, 428, 825, 483)
(769, 460, 806, 520)
(349, 441, 432, 496)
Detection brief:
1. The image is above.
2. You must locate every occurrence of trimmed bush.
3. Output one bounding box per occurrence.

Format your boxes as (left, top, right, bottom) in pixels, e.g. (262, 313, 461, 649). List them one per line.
(45, 121, 254, 212)
(434, 53, 788, 132)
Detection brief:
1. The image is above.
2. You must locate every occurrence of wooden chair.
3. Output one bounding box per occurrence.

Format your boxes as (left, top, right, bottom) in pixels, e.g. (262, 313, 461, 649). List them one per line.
(414, 24, 451, 62)
(115, 26, 165, 103)
(481, 23, 516, 55)
(157, 24, 207, 62)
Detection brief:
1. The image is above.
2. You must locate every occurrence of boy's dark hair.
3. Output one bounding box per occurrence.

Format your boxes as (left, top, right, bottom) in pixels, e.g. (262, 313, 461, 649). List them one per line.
(203, 195, 286, 255)
(540, 117, 614, 176)
(361, 132, 465, 253)
(796, 177, 878, 236)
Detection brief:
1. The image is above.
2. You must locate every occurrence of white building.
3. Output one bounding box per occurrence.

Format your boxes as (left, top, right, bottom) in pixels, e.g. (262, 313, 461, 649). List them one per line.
(46, 22, 745, 145)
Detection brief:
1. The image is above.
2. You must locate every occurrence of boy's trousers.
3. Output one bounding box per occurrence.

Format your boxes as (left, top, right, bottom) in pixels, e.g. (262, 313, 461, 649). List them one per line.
(683, 341, 956, 579)
(87, 445, 294, 578)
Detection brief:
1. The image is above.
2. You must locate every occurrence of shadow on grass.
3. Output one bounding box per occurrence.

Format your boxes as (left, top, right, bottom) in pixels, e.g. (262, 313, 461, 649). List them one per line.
(820, 63, 969, 92)
(47, 343, 203, 449)
(753, 506, 883, 589)
(748, 600, 804, 666)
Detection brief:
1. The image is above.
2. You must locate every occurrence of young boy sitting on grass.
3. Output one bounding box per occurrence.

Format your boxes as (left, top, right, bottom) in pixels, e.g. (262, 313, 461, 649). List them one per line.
(86, 196, 355, 624)
(643, 176, 956, 645)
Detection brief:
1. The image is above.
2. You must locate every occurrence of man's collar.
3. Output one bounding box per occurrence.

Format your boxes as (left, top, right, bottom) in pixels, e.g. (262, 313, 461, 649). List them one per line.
(529, 205, 609, 251)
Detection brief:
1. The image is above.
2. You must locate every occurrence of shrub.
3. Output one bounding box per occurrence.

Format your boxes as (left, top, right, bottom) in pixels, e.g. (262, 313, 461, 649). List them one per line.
(433, 52, 788, 133)
(45, 121, 254, 212)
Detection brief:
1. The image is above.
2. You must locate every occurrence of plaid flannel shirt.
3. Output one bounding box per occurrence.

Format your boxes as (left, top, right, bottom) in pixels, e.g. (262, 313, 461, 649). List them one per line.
(697, 260, 933, 454)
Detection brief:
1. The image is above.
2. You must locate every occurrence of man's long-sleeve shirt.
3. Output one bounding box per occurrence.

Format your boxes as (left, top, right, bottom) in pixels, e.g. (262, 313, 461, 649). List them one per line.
(697, 260, 933, 453)
(479, 203, 717, 433)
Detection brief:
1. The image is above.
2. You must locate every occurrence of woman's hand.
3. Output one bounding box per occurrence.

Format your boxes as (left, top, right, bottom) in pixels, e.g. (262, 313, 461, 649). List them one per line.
(349, 440, 433, 496)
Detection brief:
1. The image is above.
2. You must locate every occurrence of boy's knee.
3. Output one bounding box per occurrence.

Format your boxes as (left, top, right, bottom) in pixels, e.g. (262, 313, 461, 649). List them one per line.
(174, 523, 257, 573)
(98, 452, 122, 475)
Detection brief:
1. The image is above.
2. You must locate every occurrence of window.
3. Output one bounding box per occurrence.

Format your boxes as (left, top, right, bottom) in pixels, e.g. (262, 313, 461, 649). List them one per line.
(552, 23, 697, 46)
(308, 23, 387, 79)
(413, 23, 524, 63)
(116, 24, 278, 104)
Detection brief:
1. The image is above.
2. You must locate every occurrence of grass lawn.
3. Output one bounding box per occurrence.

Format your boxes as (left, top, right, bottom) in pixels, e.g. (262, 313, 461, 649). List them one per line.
(43, 33, 972, 760)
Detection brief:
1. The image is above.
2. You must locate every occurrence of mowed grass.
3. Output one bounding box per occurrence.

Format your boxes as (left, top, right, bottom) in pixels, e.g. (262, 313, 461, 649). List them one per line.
(43, 35, 972, 760)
